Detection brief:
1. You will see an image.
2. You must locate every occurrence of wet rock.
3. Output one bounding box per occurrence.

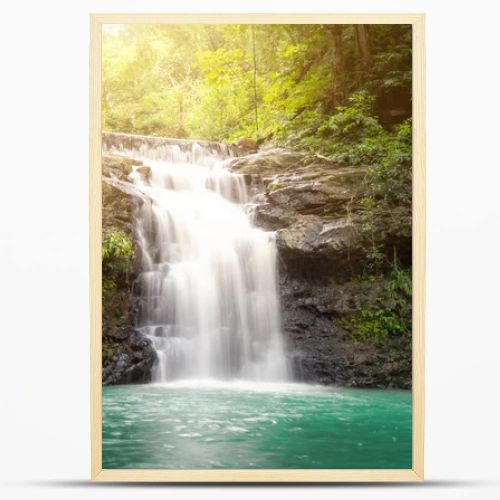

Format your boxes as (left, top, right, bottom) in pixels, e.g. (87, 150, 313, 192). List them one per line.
(102, 155, 138, 178)
(102, 284, 158, 385)
(103, 132, 242, 158)
(103, 331, 157, 385)
(135, 165, 151, 178)
(102, 154, 156, 385)
(280, 275, 411, 388)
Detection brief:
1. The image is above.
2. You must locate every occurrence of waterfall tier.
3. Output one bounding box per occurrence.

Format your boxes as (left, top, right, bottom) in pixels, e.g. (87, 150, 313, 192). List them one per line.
(106, 135, 290, 382)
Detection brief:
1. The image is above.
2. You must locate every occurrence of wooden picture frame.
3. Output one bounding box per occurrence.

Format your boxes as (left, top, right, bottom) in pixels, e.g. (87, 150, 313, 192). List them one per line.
(90, 13, 425, 482)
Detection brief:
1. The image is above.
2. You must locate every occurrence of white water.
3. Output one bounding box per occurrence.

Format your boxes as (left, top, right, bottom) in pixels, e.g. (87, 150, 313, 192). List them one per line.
(110, 140, 290, 383)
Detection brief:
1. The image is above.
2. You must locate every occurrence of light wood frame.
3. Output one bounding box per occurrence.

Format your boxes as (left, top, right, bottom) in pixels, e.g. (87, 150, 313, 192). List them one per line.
(90, 13, 425, 482)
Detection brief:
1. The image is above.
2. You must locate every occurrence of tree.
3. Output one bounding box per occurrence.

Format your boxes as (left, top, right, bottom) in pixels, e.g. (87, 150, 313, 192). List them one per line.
(250, 25, 259, 135)
(355, 24, 373, 71)
(329, 25, 345, 108)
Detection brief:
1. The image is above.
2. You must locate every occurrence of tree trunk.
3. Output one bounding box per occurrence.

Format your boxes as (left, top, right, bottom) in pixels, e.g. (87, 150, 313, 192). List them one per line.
(355, 24, 373, 71)
(332, 25, 344, 75)
(251, 25, 259, 135)
(329, 25, 345, 108)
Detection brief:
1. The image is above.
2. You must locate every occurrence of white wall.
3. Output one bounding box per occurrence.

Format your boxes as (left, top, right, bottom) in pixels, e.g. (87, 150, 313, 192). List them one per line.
(1, 1, 499, 499)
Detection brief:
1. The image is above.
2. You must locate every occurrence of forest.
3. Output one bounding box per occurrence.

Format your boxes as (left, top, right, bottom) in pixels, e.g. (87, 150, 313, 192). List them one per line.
(103, 24, 411, 142)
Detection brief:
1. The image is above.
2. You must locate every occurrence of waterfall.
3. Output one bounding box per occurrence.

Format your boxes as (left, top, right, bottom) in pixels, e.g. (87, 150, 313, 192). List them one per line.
(105, 135, 290, 383)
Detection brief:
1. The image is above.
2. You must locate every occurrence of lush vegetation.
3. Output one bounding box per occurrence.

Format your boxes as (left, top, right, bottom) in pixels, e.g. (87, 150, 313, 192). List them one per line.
(344, 267, 412, 349)
(103, 24, 411, 142)
(102, 229, 134, 293)
(102, 229, 135, 367)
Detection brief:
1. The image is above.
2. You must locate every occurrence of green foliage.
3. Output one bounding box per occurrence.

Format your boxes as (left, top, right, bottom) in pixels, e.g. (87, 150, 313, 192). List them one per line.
(360, 118, 412, 268)
(102, 229, 134, 262)
(102, 25, 197, 138)
(102, 229, 134, 293)
(366, 118, 412, 204)
(344, 267, 412, 347)
(102, 24, 412, 142)
(277, 91, 386, 160)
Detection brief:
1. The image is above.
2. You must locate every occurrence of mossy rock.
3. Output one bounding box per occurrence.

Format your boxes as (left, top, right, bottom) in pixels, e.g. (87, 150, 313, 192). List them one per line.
(102, 155, 142, 178)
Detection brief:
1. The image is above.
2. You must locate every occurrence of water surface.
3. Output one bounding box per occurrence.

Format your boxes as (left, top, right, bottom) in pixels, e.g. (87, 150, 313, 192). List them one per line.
(103, 382, 412, 469)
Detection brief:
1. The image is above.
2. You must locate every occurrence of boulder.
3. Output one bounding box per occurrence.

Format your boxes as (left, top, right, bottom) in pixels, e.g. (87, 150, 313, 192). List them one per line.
(102, 155, 145, 235)
(135, 165, 152, 178)
(276, 216, 364, 269)
(102, 154, 142, 179)
(235, 137, 258, 151)
(253, 202, 296, 231)
(229, 148, 304, 175)
(103, 331, 157, 385)
(268, 182, 353, 216)
(276, 216, 324, 256)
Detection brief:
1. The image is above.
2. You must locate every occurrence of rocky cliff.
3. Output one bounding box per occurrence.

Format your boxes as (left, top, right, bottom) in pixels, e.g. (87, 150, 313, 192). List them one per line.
(229, 148, 412, 388)
(101, 155, 156, 385)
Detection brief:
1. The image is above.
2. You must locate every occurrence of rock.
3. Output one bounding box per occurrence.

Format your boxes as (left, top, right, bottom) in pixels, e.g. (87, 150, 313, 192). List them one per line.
(253, 202, 296, 230)
(102, 154, 141, 179)
(231, 145, 411, 275)
(235, 137, 258, 151)
(102, 180, 135, 235)
(268, 182, 352, 216)
(103, 331, 157, 385)
(105, 324, 131, 341)
(135, 165, 151, 178)
(280, 274, 411, 388)
(102, 286, 159, 385)
(102, 155, 156, 385)
(229, 148, 305, 175)
(275, 216, 364, 274)
(276, 216, 324, 256)
(102, 155, 144, 236)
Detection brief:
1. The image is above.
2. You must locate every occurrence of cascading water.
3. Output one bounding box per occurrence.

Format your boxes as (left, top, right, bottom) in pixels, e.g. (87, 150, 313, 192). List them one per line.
(105, 135, 290, 383)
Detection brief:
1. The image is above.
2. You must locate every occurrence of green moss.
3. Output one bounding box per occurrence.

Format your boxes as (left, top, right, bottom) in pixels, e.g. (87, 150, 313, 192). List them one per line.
(266, 181, 283, 194)
(299, 170, 323, 181)
(102, 155, 136, 177)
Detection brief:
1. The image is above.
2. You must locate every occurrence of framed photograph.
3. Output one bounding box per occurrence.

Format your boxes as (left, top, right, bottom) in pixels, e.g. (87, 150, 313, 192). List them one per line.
(90, 13, 425, 482)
